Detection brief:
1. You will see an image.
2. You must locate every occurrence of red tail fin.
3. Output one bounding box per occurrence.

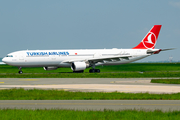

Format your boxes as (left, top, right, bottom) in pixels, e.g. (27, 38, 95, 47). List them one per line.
(133, 25, 162, 49)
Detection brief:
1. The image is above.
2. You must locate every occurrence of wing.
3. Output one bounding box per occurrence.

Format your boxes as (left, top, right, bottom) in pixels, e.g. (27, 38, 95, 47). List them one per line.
(62, 55, 132, 63)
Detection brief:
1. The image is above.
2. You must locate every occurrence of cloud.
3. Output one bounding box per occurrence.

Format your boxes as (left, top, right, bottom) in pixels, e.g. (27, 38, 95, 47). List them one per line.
(169, 1, 180, 8)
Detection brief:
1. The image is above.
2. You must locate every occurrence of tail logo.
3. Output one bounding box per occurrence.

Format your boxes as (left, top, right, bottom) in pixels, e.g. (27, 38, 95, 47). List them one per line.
(143, 32, 156, 48)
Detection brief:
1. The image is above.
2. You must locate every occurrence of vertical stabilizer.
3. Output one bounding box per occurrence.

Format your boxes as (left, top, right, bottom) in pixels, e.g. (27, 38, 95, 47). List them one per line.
(133, 25, 162, 49)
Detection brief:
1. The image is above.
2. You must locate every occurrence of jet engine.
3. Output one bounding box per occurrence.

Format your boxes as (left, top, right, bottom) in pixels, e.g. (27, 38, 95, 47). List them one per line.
(43, 66, 58, 70)
(71, 62, 89, 71)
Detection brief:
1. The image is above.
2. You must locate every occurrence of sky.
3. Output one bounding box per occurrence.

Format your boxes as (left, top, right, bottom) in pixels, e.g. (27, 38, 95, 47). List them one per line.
(0, 0, 180, 62)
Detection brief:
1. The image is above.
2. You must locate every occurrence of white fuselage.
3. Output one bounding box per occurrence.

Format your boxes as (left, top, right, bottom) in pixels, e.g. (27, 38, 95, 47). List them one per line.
(2, 48, 151, 68)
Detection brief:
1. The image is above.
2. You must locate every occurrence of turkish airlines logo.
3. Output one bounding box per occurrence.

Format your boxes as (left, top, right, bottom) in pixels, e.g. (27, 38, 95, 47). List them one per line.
(142, 32, 156, 48)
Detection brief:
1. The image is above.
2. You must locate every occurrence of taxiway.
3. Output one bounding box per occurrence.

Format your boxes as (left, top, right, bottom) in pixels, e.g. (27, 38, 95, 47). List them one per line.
(0, 78, 180, 93)
(0, 100, 180, 111)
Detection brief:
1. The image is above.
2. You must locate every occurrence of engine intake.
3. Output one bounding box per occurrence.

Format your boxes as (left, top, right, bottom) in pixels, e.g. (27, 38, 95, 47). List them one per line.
(43, 66, 58, 71)
(71, 62, 89, 71)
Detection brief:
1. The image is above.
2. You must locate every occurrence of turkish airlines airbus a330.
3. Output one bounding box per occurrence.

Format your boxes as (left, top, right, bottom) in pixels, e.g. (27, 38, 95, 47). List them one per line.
(2, 25, 173, 74)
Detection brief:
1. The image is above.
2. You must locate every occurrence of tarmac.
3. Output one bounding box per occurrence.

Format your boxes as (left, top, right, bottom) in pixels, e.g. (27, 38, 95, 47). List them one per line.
(1, 78, 180, 111)
(0, 100, 180, 111)
(0, 78, 180, 93)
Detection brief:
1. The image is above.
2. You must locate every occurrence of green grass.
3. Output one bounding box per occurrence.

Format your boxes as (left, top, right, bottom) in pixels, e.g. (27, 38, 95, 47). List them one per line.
(1, 63, 180, 78)
(1, 88, 180, 100)
(0, 71, 180, 78)
(151, 79, 180, 84)
(0, 109, 180, 120)
(1, 63, 180, 73)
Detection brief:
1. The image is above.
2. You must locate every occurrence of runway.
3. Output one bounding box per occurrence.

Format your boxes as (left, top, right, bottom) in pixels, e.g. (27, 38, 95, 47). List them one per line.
(0, 78, 180, 93)
(0, 100, 180, 111)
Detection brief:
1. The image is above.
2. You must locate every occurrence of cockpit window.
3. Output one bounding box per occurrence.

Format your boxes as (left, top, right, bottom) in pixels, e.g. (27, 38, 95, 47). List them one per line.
(6, 55, 13, 57)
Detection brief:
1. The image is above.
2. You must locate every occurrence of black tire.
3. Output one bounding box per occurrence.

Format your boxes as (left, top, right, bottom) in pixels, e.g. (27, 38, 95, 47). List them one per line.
(18, 71, 23, 74)
(89, 69, 95, 73)
(95, 69, 100, 73)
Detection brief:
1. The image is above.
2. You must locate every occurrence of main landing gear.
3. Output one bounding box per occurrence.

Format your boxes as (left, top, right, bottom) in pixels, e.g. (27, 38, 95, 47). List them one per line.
(89, 69, 100, 73)
(18, 67, 23, 74)
(89, 64, 100, 73)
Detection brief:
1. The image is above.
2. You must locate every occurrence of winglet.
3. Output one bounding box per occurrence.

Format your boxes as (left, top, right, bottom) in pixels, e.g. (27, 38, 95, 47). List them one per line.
(133, 25, 162, 49)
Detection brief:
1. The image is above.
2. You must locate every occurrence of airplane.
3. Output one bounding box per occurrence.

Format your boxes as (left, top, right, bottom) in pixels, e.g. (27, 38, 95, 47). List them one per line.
(2, 25, 173, 74)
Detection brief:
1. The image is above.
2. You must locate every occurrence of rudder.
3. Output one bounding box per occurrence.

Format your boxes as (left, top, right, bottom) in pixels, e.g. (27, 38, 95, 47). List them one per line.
(133, 25, 162, 49)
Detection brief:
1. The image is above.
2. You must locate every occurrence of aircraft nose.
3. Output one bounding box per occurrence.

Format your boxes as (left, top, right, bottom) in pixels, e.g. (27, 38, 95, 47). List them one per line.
(2, 57, 7, 63)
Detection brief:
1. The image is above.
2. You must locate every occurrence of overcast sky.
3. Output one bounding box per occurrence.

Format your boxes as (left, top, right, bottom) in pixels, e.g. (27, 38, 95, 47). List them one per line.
(0, 0, 180, 62)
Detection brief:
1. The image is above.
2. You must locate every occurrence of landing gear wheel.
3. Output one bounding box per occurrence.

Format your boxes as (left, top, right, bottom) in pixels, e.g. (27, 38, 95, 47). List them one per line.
(89, 69, 100, 73)
(18, 71, 23, 74)
(95, 69, 100, 73)
(89, 69, 95, 73)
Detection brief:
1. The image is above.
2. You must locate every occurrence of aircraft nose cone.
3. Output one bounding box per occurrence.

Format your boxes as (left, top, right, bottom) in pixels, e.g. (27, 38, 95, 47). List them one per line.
(2, 57, 7, 63)
(2, 58, 5, 62)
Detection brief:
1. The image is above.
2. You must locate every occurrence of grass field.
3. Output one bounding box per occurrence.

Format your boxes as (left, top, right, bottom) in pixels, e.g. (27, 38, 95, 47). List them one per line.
(1, 71, 180, 78)
(1, 63, 180, 78)
(0, 109, 180, 120)
(1, 88, 180, 100)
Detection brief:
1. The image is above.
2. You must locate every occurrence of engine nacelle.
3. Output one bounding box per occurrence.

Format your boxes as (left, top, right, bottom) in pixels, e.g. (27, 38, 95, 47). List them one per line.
(43, 66, 58, 71)
(71, 62, 89, 71)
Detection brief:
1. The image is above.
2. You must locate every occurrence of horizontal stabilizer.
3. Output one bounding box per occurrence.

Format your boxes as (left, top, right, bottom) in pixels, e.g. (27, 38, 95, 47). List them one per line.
(161, 48, 176, 51)
(147, 48, 175, 54)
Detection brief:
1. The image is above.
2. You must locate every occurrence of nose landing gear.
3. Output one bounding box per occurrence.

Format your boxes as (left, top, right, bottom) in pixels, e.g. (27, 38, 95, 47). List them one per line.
(18, 67, 23, 74)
